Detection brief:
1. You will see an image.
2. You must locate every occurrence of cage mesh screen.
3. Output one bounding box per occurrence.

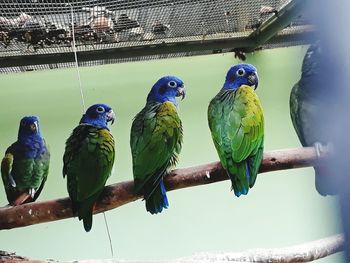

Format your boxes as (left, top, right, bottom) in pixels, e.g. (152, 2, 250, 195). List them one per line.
(0, 0, 312, 73)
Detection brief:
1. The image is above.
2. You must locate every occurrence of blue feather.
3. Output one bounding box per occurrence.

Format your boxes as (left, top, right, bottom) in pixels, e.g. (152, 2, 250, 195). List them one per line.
(16, 116, 46, 158)
(160, 180, 169, 208)
(79, 103, 114, 129)
(147, 76, 185, 106)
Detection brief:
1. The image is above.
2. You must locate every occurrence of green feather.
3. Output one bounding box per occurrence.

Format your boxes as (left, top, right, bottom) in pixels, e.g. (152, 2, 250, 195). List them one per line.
(1, 140, 50, 205)
(130, 101, 182, 213)
(63, 124, 115, 231)
(290, 42, 337, 196)
(208, 86, 264, 197)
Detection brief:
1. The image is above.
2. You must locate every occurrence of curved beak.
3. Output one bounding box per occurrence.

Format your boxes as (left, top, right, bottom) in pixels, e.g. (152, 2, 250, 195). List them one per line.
(176, 85, 186, 100)
(106, 110, 116, 125)
(248, 72, 259, 90)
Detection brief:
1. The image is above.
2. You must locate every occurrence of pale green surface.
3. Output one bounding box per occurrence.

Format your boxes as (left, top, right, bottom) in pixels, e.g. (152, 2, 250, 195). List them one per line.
(0, 47, 344, 262)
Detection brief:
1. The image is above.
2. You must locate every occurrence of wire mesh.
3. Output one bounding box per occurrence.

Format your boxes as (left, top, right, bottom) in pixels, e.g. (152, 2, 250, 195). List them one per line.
(0, 0, 312, 73)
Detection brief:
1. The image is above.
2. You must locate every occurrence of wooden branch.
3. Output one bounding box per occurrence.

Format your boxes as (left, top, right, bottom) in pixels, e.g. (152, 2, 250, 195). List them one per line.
(181, 234, 345, 263)
(0, 146, 329, 230)
(0, 234, 344, 262)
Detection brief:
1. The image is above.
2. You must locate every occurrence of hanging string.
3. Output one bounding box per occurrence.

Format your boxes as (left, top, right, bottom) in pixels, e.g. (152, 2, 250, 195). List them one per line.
(67, 3, 86, 113)
(66, 3, 114, 258)
(103, 212, 115, 258)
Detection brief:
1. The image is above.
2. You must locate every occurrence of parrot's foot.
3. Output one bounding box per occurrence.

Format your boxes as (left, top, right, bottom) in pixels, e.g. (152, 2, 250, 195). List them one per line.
(28, 188, 36, 198)
(8, 174, 16, 187)
(314, 142, 327, 158)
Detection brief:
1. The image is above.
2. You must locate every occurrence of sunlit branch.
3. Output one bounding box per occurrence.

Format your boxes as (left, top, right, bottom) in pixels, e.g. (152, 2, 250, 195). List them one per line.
(0, 146, 329, 230)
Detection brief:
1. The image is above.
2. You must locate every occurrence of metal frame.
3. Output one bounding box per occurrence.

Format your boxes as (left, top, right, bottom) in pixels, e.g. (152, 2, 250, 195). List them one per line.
(0, 0, 313, 69)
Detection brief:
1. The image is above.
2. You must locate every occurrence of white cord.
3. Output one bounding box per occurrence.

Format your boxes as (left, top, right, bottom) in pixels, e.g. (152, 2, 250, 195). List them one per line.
(67, 4, 115, 258)
(103, 212, 115, 258)
(67, 3, 86, 113)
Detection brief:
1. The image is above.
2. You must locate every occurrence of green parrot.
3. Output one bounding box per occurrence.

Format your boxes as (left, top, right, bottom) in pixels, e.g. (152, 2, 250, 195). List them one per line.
(290, 41, 336, 195)
(130, 76, 186, 214)
(208, 64, 264, 197)
(1, 116, 50, 206)
(63, 104, 115, 232)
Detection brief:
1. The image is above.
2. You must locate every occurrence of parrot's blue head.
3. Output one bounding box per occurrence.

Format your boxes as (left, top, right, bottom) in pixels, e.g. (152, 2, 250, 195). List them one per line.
(147, 76, 186, 106)
(80, 103, 116, 129)
(223, 63, 259, 90)
(18, 115, 42, 140)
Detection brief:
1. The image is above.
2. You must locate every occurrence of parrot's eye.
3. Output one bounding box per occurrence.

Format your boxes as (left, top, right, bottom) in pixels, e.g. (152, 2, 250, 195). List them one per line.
(236, 68, 245, 77)
(21, 120, 27, 126)
(168, 81, 177, 88)
(96, 106, 105, 113)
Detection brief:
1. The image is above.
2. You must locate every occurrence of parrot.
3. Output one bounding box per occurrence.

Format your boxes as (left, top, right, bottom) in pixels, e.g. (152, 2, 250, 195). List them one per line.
(63, 104, 115, 232)
(1, 116, 50, 206)
(208, 64, 264, 197)
(130, 76, 186, 214)
(290, 41, 336, 195)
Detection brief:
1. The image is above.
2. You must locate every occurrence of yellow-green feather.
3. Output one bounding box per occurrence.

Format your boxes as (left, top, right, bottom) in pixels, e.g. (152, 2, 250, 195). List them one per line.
(130, 101, 182, 213)
(63, 124, 115, 231)
(208, 85, 264, 196)
(1, 141, 50, 205)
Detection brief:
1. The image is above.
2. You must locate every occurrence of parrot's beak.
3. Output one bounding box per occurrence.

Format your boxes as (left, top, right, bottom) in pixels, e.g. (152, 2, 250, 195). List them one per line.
(107, 110, 116, 125)
(248, 72, 259, 90)
(176, 85, 186, 100)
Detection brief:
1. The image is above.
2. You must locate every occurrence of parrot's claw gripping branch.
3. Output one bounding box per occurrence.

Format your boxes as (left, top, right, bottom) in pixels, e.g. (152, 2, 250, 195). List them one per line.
(0, 146, 331, 230)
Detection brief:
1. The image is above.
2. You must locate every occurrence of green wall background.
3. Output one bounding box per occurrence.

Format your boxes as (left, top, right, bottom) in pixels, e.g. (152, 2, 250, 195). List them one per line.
(0, 47, 344, 262)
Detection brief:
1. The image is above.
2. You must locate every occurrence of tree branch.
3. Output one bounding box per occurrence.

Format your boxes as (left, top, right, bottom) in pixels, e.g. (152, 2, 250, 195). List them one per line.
(0, 146, 329, 230)
(181, 234, 345, 263)
(0, 234, 344, 262)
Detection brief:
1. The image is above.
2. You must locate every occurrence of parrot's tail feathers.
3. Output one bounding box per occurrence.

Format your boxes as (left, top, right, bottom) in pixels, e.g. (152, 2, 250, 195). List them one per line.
(228, 161, 250, 197)
(315, 166, 337, 196)
(76, 191, 102, 232)
(78, 203, 93, 232)
(231, 179, 249, 197)
(82, 212, 93, 232)
(145, 180, 168, 214)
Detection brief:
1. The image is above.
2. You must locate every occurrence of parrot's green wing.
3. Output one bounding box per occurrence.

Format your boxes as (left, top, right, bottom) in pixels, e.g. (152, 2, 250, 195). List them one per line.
(1, 141, 50, 205)
(290, 42, 336, 196)
(290, 81, 327, 147)
(208, 85, 264, 196)
(1, 150, 15, 204)
(31, 139, 50, 201)
(63, 124, 115, 231)
(290, 82, 311, 146)
(130, 101, 182, 212)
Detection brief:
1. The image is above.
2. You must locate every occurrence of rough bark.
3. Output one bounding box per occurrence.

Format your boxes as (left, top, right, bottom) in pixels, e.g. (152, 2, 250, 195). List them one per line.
(0, 234, 344, 262)
(183, 234, 344, 262)
(0, 146, 329, 230)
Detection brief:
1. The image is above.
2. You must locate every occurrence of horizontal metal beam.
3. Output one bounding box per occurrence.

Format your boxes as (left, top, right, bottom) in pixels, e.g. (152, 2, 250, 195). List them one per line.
(0, 28, 315, 68)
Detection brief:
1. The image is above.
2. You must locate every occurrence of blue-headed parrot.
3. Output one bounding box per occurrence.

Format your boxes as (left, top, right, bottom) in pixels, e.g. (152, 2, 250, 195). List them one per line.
(63, 104, 115, 232)
(290, 41, 337, 195)
(130, 76, 185, 214)
(1, 116, 50, 206)
(208, 64, 264, 197)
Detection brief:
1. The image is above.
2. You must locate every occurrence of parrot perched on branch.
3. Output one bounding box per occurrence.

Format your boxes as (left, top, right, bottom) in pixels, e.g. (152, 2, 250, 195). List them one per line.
(130, 76, 185, 214)
(290, 41, 336, 196)
(63, 104, 115, 232)
(1, 116, 50, 206)
(208, 64, 264, 197)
